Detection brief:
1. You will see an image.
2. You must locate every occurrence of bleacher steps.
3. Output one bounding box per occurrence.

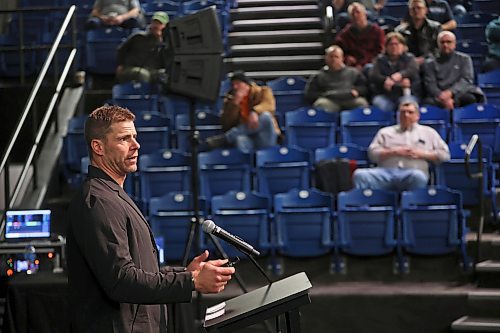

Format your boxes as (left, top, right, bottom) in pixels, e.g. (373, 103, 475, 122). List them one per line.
(223, 54, 323, 72)
(230, 5, 320, 20)
(228, 29, 324, 45)
(236, 0, 318, 7)
(231, 17, 322, 31)
(229, 42, 324, 56)
(452, 316, 500, 331)
(476, 260, 500, 288)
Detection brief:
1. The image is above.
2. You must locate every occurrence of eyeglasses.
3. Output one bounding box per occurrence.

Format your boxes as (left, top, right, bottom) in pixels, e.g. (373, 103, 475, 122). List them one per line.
(410, 6, 426, 10)
(439, 40, 455, 44)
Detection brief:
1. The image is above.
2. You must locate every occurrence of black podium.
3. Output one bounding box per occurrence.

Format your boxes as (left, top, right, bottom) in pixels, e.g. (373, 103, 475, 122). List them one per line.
(203, 272, 312, 333)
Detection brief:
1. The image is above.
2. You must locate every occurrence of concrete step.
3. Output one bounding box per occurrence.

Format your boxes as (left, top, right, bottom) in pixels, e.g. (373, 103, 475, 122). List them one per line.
(236, 0, 318, 7)
(230, 5, 320, 20)
(224, 54, 323, 72)
(452, 316, 500, 332)
(231, 17, 322, 31)
(228, 29, 325, 45)
(476, 260, 500, 288)
(229, 42, 324, 56)
(240, 69, 318, 81)
(467, 290, 500, 317)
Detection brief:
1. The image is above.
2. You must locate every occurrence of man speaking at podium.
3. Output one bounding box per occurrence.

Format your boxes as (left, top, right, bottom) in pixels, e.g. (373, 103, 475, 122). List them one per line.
(66, 105, 235, 332)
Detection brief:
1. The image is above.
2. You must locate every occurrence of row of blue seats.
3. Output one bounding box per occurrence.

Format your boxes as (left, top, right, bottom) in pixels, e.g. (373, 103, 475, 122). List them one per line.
(145, 187, 470, 274)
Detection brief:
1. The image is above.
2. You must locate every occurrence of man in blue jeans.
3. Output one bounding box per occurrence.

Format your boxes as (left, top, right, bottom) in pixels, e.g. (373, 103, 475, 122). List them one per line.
(206, 71, 280, 153)
(352, 98, 450, 191)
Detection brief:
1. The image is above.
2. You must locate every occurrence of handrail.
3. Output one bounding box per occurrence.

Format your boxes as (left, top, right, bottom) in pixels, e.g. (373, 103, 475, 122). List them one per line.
(0, 5, 77, 225)
(464, 134, 485, 271)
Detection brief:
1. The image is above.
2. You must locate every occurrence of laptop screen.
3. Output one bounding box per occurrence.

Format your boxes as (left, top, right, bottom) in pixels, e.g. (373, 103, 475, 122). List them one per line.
(4, 209, 51, 240)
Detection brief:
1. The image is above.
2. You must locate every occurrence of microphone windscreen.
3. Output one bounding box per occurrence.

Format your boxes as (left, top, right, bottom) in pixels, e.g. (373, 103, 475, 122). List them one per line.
(202, 219, 215, 233)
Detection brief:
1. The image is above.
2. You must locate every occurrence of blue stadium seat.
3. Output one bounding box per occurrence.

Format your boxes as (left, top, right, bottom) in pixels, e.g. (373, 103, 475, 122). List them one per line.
(340, 106, 395, 148)
(285, 107, 337, 153)
(0, 35, 38, 77)
(477, 69, 500, 107)
(436, 142, 496, 210)
(198, 148, 253, 206)
(314, 143, 369, 168)
(61, 115, 88, 187)
(112, 81, 156, 98)
(111, 95, 160, 115)
(175, 112, 223, 152)
(400, 187, 471, 271)
(149, 192, 206, 262)
(337, 189, 399, 260)
(135, 112, 170, 154)
(143, 1, 181, 19)
(381, 2, 408, 18)
(138, 149, 191, 213)
(418, 104, 450, 141)
(210, 191, 271, 258)
(266, 76, 308, 115)
(255, 146, 310, 199)
(455, 40, 488, 74)
(472, 0, 500, 14)
(274, 188, 335, 258)
(452, 103, 500, 159)
(85, 27, 129, 74)
(456, 13, 496, 42)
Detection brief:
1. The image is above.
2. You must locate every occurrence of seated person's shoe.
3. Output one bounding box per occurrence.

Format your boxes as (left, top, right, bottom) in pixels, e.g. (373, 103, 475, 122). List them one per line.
(206, 134, 229, 149)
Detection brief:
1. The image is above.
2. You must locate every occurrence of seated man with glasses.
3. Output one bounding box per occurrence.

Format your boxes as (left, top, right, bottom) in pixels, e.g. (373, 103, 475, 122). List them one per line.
(423, 30, 485, 110)
(352, 98, 450, 191)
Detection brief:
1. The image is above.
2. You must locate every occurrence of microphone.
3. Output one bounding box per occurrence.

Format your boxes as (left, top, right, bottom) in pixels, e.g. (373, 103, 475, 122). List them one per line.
(201, 220, 260, 257)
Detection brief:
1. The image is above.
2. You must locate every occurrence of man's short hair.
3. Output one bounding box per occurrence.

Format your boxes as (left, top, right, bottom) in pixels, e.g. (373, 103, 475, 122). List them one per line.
(325, 45, 344, 56)
(409, 0, 427, 9)
(385, 32, 407, 47)
(347, 2, 367, 16)
(84, 105, 135, 158)
(437, 30, 456, 42)
(398, 97, 420, 112)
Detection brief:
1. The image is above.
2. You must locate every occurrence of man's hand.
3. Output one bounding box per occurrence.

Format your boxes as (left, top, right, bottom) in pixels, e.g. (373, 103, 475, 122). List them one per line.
(247, 111, 259, 130)
(188, 251, 235, 294)
(232, 84, 250, 104)
(384, 77, 395, 91)
(390, 72, 403, 83)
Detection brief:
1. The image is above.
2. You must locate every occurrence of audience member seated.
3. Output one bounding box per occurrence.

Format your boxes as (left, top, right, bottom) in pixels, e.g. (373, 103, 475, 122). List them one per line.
(334, 2, 386, 71)
(304, 45, 369, 113)
(86, 0, 145, 30)
(205, 71, 280, 153)
(333, 0, 386, 31)
(423, 31, 485, 110)
(403, 0, 457, 31)
(116, 12, 170, 84)
(353, 98, 450, 191)
(369, 32, 421, 112)
(481, 16, 500, 73)
(396, 0, 442, 65)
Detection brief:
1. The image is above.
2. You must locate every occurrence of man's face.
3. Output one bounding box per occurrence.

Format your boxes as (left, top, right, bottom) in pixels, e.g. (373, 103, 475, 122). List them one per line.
(150, 20, 166, 38)
(386, 37, 405, 58)
(98, 120, 140, 179)
(409, 1, 428, 21)
(231, 79, 250, 95)
(438, 34, 456, 55)
(399, 104, 420, 129)
(325, 49, 344, 70)
(350, 5, 367, 27)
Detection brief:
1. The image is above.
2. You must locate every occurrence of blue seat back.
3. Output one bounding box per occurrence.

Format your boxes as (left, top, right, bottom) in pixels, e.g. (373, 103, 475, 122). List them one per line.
(135, 112, 170, 154)
(418, 104, 450, 141)
(85, 27, 128, 74)
(285, 107, 337, 152)
(198, 148, 252, 202)
(256, 146, 310, 198)
(266, 76, 308, 115)
(149, 192, 205, 261)
(340, 106, 395, 148)
(138, 150, 191, 210)
(314, 143, 369, 167)
(112, 81, 155, 98)
(274, 188, 334, 257)
(337, 189, 398, 256)
(175, 111, 223, 152)
(211, 191, 270, 257)
(400, 187, 466, 256)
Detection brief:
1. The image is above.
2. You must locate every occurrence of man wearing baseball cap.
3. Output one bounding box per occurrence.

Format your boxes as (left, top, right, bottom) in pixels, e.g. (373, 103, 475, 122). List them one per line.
(116, 11, 171, 83)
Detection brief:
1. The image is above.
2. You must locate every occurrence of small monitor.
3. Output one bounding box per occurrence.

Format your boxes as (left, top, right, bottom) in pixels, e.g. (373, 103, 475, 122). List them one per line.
(4, 209, 51, 240)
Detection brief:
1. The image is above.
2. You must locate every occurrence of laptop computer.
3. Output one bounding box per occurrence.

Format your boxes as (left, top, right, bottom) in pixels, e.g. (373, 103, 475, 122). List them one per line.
(4, 209, 51, 242)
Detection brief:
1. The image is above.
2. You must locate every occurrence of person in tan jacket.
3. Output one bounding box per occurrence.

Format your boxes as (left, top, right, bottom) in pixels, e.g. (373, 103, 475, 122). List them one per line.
(207, 71, 280, 152)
